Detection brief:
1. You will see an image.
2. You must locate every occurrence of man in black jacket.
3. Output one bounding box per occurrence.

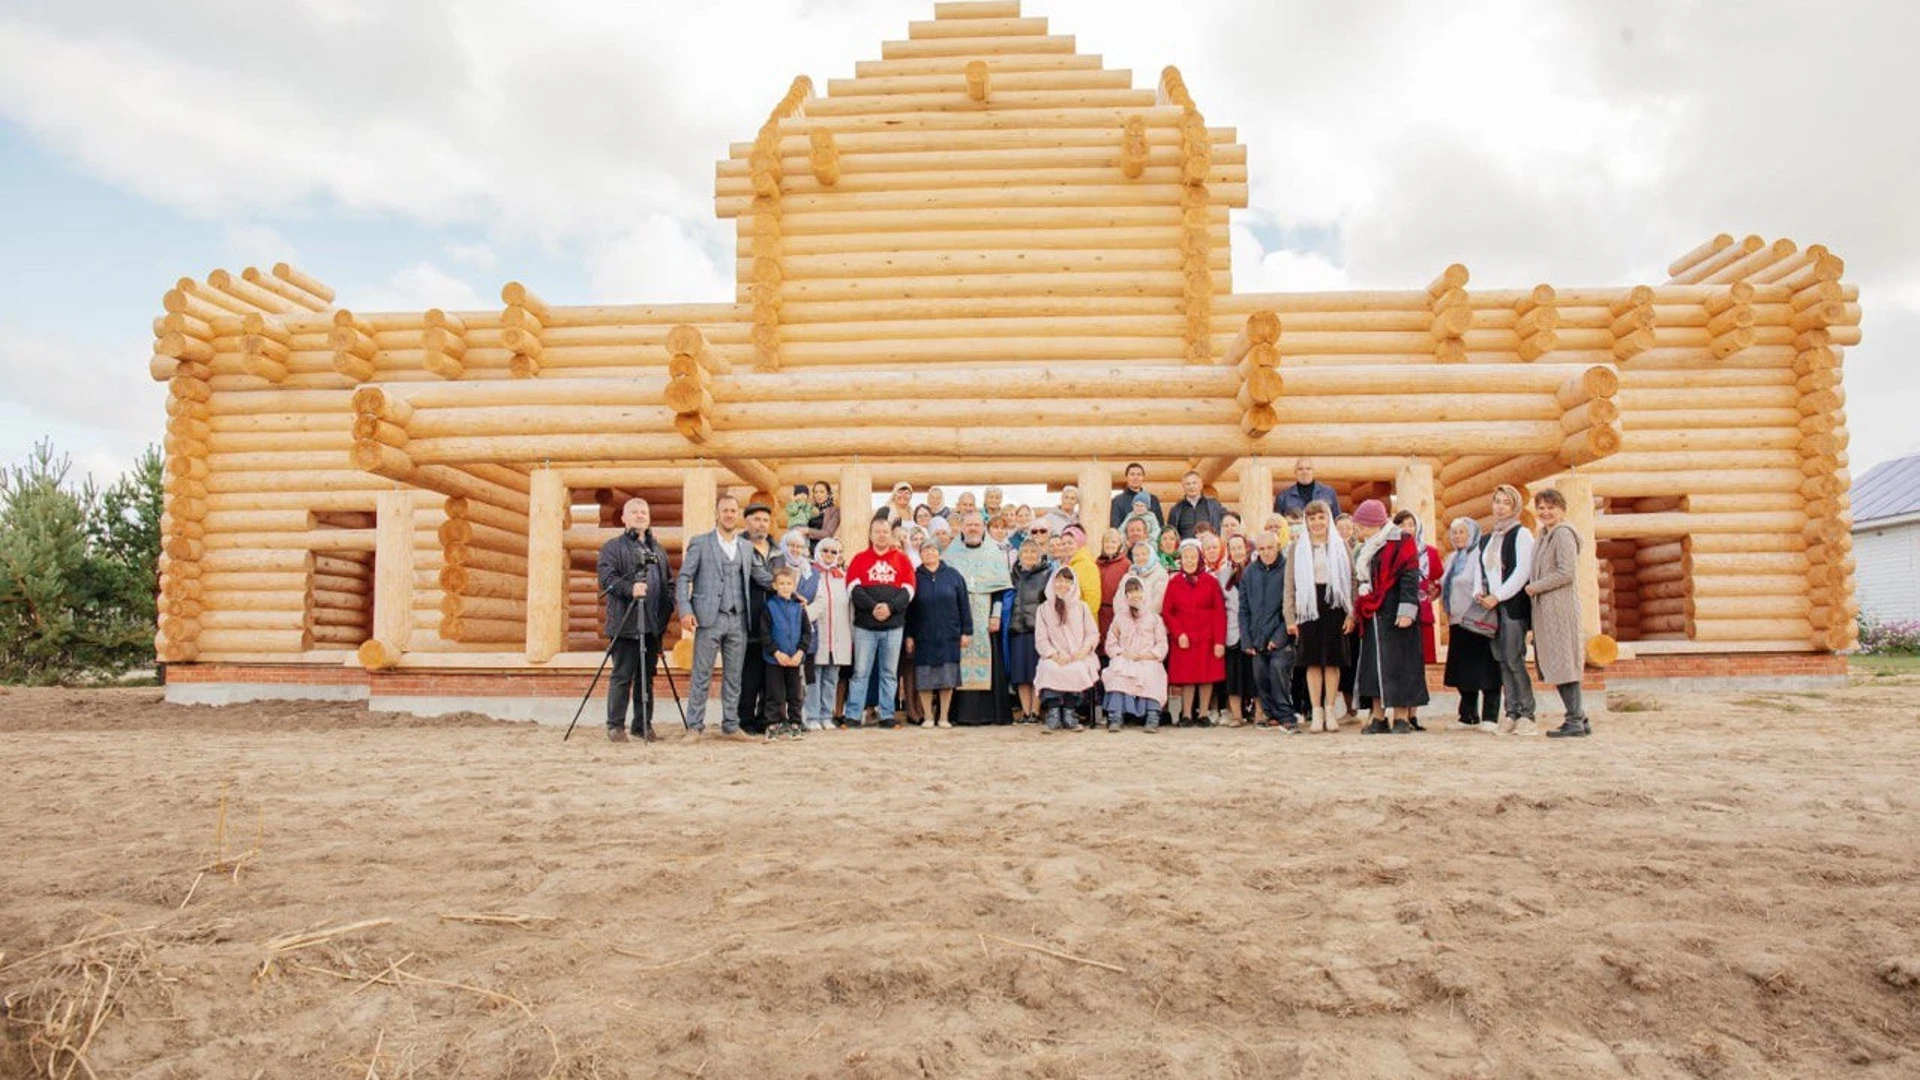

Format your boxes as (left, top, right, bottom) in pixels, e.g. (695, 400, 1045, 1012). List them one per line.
(597, 498, 674, 741)
(1108, 462, 1165, 528)
(1239, 529, 1296, 731)
(1166, 470, 1226, 539)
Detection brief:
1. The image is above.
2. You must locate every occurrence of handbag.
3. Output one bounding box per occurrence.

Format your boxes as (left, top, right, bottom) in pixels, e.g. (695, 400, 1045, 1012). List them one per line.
(1458, 603, 1500, 639)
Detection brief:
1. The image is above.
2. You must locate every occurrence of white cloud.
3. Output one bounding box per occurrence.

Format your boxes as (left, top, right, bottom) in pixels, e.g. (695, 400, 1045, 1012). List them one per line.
(588, 213, 734, 305)
(221, 222, 297, 269)
(0, 325, 163, 485)
(444, 242, 497, 270)
(347, 262, 487, 312)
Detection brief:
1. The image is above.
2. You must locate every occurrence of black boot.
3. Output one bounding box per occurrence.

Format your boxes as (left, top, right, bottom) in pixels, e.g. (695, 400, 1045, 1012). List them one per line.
(1362, 717, 1391, 735)
(1390, 718, 1412, 734)
(1546, 717, 1590, 738)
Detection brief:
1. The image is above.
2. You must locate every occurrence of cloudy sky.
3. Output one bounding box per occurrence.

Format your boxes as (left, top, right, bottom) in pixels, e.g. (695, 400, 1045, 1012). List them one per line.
(2, 0, 1916, 486)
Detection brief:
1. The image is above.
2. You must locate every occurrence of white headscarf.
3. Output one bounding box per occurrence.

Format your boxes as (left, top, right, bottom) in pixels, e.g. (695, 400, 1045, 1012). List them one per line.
(1291, 528, 1352, 622)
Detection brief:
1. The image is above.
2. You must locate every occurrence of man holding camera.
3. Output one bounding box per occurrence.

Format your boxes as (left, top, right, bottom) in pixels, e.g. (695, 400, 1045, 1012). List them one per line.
(598, 498, 674, 742)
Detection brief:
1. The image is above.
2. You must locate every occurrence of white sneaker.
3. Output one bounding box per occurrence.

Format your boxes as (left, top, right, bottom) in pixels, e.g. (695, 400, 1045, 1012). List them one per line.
(1449, 718, 1480, 731)
(1515, 717, 1541, 737)
(1476, 720, 1502, 733)
(1498, 717, 1517, 735)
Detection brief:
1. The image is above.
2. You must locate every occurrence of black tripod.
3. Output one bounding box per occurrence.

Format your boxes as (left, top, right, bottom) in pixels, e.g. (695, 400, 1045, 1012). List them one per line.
(562, 575, 687, 742)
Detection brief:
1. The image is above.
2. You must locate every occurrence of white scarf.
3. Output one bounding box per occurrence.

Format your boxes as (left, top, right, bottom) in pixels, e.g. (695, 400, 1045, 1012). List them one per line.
(1291, 532, 1351, 622)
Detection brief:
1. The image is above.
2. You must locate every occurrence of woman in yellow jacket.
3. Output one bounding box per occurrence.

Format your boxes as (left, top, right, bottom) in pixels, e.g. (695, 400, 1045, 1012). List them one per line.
(1055, 527, 1103, 618)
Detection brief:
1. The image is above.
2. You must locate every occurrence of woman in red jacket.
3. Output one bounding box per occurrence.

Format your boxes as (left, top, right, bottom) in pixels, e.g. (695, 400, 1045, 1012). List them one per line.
(1161, 538, 1227, 726)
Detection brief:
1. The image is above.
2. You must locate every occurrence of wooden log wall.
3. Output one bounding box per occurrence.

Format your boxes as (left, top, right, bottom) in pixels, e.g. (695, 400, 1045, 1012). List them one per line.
(715, 6, 1246, 374)
(144, 3, 1859, 672)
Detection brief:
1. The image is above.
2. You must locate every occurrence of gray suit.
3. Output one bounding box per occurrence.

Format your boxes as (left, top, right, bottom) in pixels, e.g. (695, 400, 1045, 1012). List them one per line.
(676, 530, 772, 733)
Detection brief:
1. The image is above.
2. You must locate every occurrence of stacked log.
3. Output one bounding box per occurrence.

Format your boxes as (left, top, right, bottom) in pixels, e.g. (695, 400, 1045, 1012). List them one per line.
(1159, 66, 1214, 363)
(1513, 284, 1558, 362)
(250, 263, 334, 311)
(308, 548, 373, 648)
(241, 313, 293, 383)
(1600, 539, 1639, 639)
(748, 76, 814, 370)
(1428, 264, 1469, 364)
(330, 310, 380, 382)
(501, 282, 549, 378)
(1119, 114, 1149, 179)
(1788, 251, 1858, 649)
(1607, 286, 1655, 361)
(423, 309, 469, 380)
(1703, 281, 1755, 359)
(437, 495, 530, 644)
(665, 325, 730, 443)
(809, 126, 841, 186)
(1228, 311, 1281, 436)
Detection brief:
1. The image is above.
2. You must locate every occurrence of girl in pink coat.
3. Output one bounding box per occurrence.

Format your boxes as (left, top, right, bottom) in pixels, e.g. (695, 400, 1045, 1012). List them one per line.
(1033, 567, 1101, 732)
(1102, 576, 1170, 732)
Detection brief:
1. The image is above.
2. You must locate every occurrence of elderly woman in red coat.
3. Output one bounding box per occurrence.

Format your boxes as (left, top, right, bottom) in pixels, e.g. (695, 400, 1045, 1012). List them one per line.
(1162, 537, 1228, 726)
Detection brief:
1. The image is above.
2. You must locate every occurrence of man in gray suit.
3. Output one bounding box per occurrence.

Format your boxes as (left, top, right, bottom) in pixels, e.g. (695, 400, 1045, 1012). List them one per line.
(675, 494, 772, 737)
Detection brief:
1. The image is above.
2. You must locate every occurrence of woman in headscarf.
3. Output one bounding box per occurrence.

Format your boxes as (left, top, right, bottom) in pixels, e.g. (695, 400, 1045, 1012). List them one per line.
(1351, 499, 1429, 734)
(1526, 488, 1592, 738)
(1438, 515, 1501, 731)
(1102, 575, 1169, 732)
(907, 536, 972, 728)
(806, 536, 853, 728)
(1125, 538, 1169, 617)
(1200, 531, 1227, 575)
(1215, 532, 1253, 725)
(1283, 500, 1352, 732)
(1162, 537, 1228, 726)
(1032, 566, 1101, 731)
(1156, 526, 1181, 570)
(1094, 527, 1131, 648)
(1004, 538, 1053, 723)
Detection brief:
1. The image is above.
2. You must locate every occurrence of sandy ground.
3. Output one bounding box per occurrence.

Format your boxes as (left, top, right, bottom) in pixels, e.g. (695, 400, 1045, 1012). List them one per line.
(3, 674, 1920, 1079)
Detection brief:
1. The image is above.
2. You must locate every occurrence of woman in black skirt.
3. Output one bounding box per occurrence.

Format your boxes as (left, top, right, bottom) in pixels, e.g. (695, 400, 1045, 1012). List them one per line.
(1283, 500, 1353, 732)
(1215, 532, 1254, 724)
(1439, 516, 1502, 730)
(1351, 501, 1431, 734)
(1005, 539, 1052, 723)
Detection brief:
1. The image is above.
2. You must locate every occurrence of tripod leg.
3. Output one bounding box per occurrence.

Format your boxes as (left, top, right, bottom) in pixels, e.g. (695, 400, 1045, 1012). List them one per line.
(662, 659, 689, 726)
(638, 636, 655, 742)
(563, 638, 620, 742)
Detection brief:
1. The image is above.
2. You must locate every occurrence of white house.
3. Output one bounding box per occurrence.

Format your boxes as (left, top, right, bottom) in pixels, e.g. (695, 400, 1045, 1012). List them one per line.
(1851, 453, 1920, 623)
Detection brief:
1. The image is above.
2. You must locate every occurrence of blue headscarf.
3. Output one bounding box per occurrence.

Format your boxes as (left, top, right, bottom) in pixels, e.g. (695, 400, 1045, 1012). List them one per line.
(1440, 516, 1482, 597)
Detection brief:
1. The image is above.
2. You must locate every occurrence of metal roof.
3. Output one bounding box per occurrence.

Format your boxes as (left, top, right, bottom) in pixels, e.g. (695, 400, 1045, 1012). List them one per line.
(1851, 453, 1920, 525)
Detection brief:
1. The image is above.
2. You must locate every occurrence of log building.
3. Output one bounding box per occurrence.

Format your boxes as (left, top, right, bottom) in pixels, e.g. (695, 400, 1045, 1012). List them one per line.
(153, 1, 1859, 715)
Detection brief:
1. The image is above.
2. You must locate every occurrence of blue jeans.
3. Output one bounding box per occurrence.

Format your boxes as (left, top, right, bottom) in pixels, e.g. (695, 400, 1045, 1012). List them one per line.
(806, 663, 842, 726)
(847, 627, 903, 722)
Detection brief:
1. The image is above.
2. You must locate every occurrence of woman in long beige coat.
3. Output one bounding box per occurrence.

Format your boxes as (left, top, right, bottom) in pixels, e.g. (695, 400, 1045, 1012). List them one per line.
(1524, 488, 1589, 738)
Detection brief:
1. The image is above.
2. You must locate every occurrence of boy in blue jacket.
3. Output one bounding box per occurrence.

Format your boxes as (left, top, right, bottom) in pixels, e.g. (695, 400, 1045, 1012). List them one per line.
(757, 566, 817, 739)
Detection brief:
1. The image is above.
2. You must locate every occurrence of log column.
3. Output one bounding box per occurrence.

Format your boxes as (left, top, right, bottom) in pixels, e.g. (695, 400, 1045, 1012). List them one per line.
(1393, 461, 1436, 551)
(837, 464, 873, 554)
(1556, 474, 1616, 665)
(1160, 67, 1213, 363)
(1078, 461, 1111, 540)
(360, 489, 415, 670)
(683, 467, 720, 540)
(1238, 458, 1273, 535)
(525, 469, 568, 663)
(502, 282, 548, 379)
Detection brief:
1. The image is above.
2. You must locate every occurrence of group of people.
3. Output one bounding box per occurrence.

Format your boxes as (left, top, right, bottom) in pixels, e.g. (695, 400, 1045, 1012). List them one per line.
(596, 459, 1593, 743)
